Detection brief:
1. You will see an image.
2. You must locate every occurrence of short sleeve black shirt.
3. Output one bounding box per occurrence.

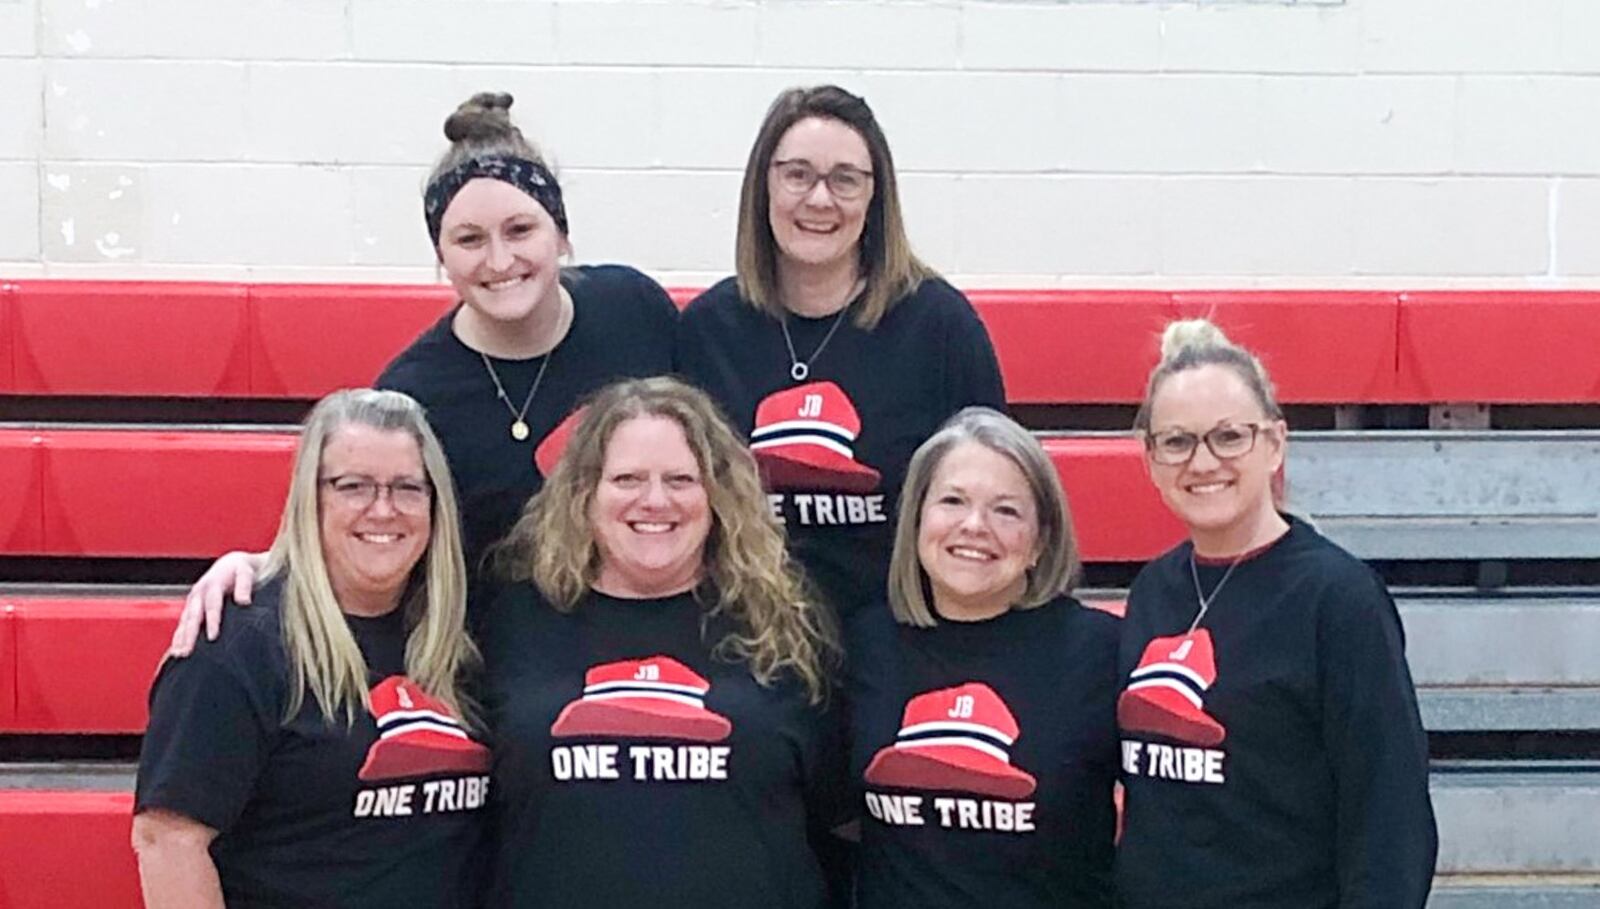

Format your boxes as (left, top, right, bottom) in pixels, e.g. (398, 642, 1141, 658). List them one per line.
(477, 584, 845, 909)
(135, 580, 489, 908)
(846, 598, 1119, 909)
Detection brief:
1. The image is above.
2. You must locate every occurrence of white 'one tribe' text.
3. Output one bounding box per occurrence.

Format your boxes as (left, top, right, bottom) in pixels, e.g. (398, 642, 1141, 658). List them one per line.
(1121, 740, 1226, 784)
(768, 493, 889, 526)
(551, 744, 731, 781)
(353, 775, 490, 818)
(865, 792, 1036, 833)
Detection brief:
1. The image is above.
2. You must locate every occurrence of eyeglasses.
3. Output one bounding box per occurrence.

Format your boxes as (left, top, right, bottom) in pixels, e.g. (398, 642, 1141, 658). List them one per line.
(770, 159, 874, 201)
(1142, 423, 1272, 466)
(319, 475, 433, 515)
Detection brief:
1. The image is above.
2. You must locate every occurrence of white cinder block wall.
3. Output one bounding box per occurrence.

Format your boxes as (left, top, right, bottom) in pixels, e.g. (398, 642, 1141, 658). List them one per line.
(3, 0, 1599, 288)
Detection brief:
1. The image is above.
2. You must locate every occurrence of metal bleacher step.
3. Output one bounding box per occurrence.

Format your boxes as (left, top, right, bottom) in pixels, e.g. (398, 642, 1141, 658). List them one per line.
(1432, 762, 1600, 875)
(1429, 876, 1600, 908)
(0, 763, 135, 792)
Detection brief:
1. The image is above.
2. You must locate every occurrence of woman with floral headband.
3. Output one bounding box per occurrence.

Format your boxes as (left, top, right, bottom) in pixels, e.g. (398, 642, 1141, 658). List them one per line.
(171, 91, 678, 646)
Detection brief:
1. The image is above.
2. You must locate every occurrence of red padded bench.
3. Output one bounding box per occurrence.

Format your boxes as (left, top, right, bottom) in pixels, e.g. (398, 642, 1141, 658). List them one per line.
(1, 429, 1173, 562)
(1396, 291, 1600, 402)
(0, 791, 140, 908)
(3, 596, 181, 734)
(972, 290, 1402, 404)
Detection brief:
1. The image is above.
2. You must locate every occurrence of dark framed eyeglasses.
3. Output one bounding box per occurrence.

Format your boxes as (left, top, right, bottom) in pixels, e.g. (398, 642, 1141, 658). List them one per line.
(319, 475, 433, 515)
(1142, 422, 1273, 466)
(770, 159, 874, 201)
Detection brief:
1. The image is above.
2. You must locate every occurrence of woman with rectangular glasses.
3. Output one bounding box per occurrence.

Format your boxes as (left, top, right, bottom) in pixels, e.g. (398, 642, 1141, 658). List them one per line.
(1115, 318, 1437, 908)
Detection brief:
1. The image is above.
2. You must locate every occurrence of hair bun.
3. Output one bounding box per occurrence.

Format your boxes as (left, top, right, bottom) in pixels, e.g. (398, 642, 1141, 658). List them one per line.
(443, 92, 518, 144)
(1159, 318, 1230, 361)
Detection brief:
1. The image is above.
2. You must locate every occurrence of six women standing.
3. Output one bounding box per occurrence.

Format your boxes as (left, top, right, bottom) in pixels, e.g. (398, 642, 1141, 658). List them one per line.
(151, 83, 1439, 906)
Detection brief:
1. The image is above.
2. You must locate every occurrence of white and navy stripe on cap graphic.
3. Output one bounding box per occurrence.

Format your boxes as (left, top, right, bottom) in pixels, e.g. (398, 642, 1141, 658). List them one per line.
(579, 677, 711, 710)
(892, 719, 1018, 764)
(374, 707, 474, 743)
(750, 418, 859, 459)
(1124, 660, 1212, 709)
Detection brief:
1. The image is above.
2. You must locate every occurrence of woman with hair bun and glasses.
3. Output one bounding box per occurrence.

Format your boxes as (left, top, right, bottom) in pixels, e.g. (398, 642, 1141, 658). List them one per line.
(172, 91, 678, 649)
(1115, 319, 1437, 908)
(677, 85, 1006, 622)
(134, 389, 487, 908)
(478, 376, 845, 908)
(847, 407, 1118, 909)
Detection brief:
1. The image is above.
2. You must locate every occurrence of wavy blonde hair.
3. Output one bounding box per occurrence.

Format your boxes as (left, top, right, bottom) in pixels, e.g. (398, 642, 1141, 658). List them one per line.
(264, 389, 478, 727)
(889, 407, 1081, 628)
(495, 377, 837, 703)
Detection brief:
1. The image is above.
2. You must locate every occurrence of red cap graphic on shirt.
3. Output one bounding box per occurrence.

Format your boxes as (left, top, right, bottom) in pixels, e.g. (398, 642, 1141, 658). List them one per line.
(550, 656, 732, 743)
(864, 682, 1037, 800)
(748, 381, 881, 494)
(358, 676, 491, 782)
(534, 408, 584, 478)
(1117, 629, 1227, 747)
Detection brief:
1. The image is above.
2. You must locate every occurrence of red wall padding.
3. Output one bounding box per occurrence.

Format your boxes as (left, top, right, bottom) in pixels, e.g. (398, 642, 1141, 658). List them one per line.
(0, 791, 141, 909)
(35, 430, 294, 558)
(6, 597, 180, 734)
(1395, 291, 1600, 402)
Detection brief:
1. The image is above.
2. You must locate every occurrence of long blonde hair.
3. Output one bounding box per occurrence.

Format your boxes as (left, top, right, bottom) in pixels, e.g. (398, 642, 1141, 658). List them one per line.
(495, 377, 837, 703)
(265, 389, 477, 726)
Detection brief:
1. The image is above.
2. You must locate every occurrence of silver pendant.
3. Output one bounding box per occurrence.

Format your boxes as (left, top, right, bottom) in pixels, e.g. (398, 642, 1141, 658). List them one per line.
(511, 419, 530, 441)
(790, 362, 809, 382)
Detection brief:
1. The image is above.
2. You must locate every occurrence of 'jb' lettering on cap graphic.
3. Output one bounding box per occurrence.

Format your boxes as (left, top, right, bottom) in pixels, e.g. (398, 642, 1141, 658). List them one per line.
(864, 682, 1037, 800)
(358, 676, 491, 782)
(748, 381, 881, 494)
(1117, 629, 1227, 747)
(551, 656, 733, 743)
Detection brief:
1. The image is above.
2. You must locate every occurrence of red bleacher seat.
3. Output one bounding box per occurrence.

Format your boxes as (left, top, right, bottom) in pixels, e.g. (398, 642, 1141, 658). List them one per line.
(0, 429, 44, 553)
(0, 281, 15, 392)
(1396, 291, 1600, 403)
(36, 429, 293, 558)
(10, 281, 252, 397)
(970, 290, 1171, 404)
(1171, 291, 1400, 403)
(1043, 436, 1185, 562)
(7, 597, 180, 734)
(0, 791, 140, 908)
(248, 283, 453, 398)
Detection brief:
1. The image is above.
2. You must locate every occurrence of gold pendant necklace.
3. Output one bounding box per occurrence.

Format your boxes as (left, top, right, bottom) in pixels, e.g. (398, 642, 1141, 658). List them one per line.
(480, 349, 552, 443)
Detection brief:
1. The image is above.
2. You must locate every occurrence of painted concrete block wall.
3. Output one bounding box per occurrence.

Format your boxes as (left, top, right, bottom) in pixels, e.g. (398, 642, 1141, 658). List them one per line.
(3, 0, 1599, 286)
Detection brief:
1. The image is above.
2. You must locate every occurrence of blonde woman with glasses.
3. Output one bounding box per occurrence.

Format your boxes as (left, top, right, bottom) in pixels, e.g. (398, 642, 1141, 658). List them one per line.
(1115, 319, 1436, 908)
(133, 389, 487, 909)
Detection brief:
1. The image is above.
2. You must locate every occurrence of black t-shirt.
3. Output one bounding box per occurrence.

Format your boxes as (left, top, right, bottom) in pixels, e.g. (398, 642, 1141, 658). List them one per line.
(377, 264, 678, 570)
(1115, 516, 1437, 909)
(477, 585, 847, 909)
(845, 598, 1119, 909)
(136, 579, 489, 909)
(675, 277, 1006, 620)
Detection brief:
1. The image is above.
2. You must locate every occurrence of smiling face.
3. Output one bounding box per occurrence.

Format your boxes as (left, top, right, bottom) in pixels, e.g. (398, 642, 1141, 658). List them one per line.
(767, 116, 873, 274)
(318, 424, 431, 616)
(437, 177, 570, 328)
(1145, 363, 1287, 555)
(589, 415, 713, 599)
(916, 442, 1041, 622)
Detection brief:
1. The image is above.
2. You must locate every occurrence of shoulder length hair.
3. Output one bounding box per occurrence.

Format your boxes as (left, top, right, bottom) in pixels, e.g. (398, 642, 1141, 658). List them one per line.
(264, 388, 477, 727)
(734, 84, 934, 331)
(495, 377, 837, 703)
(888, 407, 1081, 628)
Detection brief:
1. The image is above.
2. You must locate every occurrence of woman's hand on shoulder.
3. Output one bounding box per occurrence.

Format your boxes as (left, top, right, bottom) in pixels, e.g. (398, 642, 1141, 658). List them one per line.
(167, 551, 269, 658)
